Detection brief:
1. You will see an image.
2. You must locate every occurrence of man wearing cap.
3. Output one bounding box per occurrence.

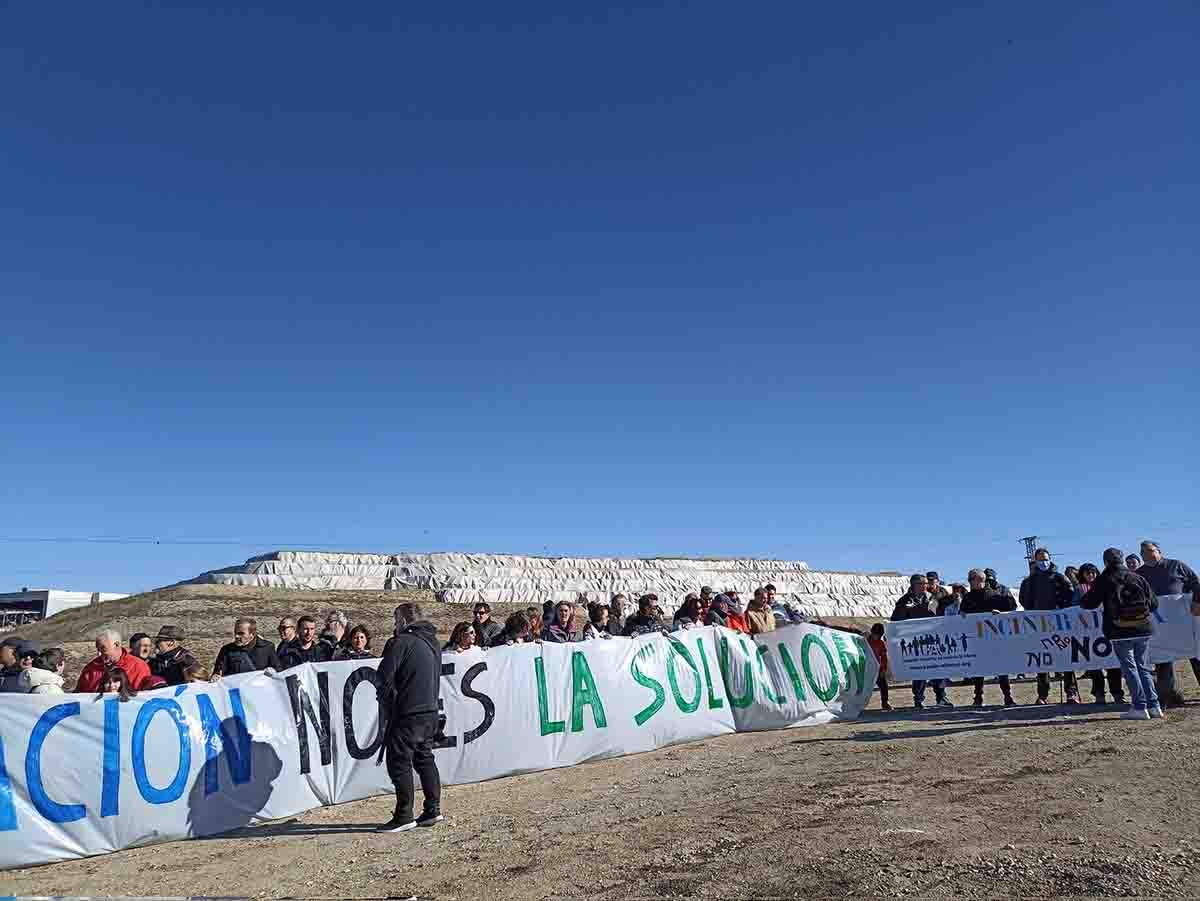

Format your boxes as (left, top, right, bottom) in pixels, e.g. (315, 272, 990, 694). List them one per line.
(891, 574, 954, 709)
(151, 626, 197, 686)
(984, 568, 1013, 600)
(1136, 540, 1200, 707)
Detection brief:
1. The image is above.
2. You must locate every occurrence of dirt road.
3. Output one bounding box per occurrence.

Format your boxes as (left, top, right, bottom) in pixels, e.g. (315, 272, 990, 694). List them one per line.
(5, 666, 1198, 900)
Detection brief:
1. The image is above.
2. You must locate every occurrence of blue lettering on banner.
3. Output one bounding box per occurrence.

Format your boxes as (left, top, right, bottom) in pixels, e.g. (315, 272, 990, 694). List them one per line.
(0, 733, 16, 831)
(101, 698, 121, 817)
(27, 703, 86, 823)
(132, 699, 191, 805)
(196, 689, 252, 796)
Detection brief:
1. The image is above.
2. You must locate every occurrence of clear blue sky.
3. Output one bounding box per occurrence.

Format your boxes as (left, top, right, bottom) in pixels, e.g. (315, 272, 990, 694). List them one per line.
(2, 3, 1197, 594)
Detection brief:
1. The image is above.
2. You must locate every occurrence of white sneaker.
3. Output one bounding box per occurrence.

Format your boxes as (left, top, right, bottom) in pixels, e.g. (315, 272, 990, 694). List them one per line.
(1148, 707, 1165, 719)
(1120, 708, 1150, 721)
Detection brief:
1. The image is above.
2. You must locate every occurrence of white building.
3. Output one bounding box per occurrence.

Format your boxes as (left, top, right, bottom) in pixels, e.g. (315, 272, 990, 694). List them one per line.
(0, 588, 130, 629)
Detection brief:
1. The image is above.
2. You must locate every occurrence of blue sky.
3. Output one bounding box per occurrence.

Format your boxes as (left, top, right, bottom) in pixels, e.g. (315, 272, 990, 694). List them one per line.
(2, 3, 1197, 593)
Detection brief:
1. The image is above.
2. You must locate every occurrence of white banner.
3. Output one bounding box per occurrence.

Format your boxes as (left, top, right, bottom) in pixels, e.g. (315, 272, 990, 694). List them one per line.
(886, 595, 1199, 681)
(0, 623, 876, 870)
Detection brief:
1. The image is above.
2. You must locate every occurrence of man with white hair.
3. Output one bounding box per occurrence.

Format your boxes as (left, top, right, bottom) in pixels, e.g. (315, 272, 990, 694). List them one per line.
(75, 628, 151, 693)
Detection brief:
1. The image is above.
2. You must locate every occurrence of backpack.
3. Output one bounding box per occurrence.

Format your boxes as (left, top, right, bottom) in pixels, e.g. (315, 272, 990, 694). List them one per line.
(1114, 574, 1152, 629)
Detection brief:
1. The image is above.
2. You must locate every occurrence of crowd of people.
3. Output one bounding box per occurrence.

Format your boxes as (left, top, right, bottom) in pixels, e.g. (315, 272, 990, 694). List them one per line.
(0, 541, 1195, 725)
(0, 609, 384, 697)
(882, 541, 1199, 720)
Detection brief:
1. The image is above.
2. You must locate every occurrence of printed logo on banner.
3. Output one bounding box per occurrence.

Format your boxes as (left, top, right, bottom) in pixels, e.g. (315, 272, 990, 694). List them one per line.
(886, 596, 1199, 680)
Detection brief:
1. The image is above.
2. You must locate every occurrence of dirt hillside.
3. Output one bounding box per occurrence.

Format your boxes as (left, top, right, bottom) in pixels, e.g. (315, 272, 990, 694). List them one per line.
(17, 583, 872, 684)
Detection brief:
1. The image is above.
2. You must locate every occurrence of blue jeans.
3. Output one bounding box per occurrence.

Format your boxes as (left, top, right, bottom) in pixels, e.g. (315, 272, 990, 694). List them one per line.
(1111, 638, 1159, 712)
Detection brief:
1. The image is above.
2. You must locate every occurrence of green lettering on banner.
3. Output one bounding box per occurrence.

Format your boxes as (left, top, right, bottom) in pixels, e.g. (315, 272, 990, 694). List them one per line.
(778, 644, 807, 701)
(695, 635, 724, 709)
(831, 633, 867, 696)
(717, 635, 755, 709)
(801, 634, 840, 703)
(631, 644, 666, 726)
(755, 645, 785, 704)
(534, 657, 566, 736)
(666, 639, 702, 713)
(570, 651, 608, 731)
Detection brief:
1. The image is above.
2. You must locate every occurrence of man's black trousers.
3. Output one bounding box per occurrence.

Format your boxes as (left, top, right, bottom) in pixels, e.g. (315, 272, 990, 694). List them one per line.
(385, 712, 442, 822)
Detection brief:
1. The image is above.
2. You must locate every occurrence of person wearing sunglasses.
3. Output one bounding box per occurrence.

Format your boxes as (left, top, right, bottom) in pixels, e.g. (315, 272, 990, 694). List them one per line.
(471, 603, 504, 648)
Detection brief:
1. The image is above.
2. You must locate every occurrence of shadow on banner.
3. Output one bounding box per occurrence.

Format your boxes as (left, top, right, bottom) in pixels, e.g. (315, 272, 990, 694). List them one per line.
(186, 717, 283, 838)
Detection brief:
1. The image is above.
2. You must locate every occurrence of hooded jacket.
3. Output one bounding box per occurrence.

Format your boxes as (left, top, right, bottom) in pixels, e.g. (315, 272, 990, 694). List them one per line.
(960, 588, 1016, 617)
(1019, 565, 1074, 611)
(277, 639, 330, 670)
(890, 591, 936, 622)
(376, 621, 441, 719)
(151, 646, 197, 685)
(1080, 564, 1158, 640)
(20, 667, 65, 694)
(0, 666, 24, 693)
(214, 637, 280, 676)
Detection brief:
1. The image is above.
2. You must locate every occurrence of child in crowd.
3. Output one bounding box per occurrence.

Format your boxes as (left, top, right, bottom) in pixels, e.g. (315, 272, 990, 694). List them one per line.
(868, 623, 892, 711)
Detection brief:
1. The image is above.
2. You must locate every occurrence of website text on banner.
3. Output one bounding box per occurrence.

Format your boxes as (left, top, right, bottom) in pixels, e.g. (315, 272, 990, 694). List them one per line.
(0, 623, 876, 870)
(886, 595, 1198, 682)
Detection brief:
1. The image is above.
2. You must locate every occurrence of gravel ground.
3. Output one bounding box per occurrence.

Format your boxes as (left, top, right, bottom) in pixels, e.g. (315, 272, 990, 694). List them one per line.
(4, 662, 1198, 901)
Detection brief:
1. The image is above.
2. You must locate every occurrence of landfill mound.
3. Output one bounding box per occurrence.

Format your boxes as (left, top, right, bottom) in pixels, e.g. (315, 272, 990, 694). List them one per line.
(187, 550, 907, 617)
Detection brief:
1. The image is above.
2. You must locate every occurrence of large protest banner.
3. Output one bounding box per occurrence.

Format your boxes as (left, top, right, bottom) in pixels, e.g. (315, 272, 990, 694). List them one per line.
(887, 595, 1198, 681)
(0, 623, 875, 870)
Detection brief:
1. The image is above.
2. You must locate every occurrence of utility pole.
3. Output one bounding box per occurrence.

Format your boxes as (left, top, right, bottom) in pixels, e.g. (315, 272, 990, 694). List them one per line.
(1019, 535, 1039, 564)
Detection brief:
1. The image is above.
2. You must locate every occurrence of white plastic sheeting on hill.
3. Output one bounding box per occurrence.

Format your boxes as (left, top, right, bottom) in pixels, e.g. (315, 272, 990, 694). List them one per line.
(187, 551, 909, 617)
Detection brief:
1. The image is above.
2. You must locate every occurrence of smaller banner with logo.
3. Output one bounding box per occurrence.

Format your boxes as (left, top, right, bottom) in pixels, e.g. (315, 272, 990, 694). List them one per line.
(886, 595, 1198, 681)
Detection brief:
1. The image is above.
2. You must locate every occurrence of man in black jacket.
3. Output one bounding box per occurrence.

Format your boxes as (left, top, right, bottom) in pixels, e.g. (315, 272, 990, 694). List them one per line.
(1019, 548, 1079, 704)
(375, 602, 443, 833)
(471, 602, 504, 647)
(1136, 540, 1200, 707)
(891, 574, 953, 709)
(961, 569, 1017, 707)
(623, 594, 666, 637)
(278, 616, 331, 669)
(1080, 548, 1161, 720)
(212, 619, 281, 679)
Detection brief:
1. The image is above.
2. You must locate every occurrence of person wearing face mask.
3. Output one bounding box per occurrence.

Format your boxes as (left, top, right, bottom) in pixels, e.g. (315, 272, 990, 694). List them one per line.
(1019, 548, 1078, 704)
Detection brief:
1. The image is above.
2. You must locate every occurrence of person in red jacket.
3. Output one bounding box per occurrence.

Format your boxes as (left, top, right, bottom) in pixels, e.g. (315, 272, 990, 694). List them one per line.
(75, 629, 151, 693)
(867, 623, 893, 711)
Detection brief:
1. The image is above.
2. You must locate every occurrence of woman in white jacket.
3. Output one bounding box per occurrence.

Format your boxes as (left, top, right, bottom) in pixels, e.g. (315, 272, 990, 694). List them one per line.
(19, 648, 66, 694)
